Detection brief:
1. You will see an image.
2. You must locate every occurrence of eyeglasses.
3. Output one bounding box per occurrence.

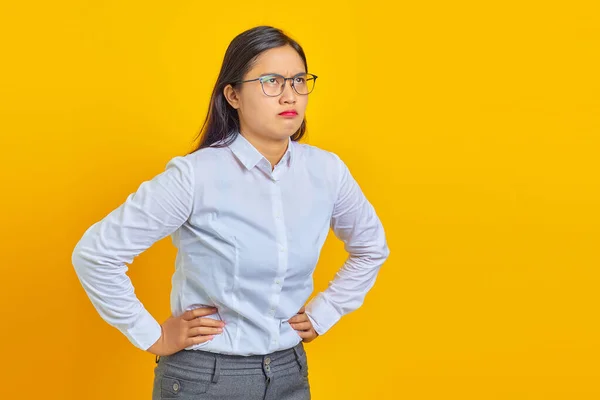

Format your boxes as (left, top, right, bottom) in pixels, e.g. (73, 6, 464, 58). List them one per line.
(235, 73, 318, 97)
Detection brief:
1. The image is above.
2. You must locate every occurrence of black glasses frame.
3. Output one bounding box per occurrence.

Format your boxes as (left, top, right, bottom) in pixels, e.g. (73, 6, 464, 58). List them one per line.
(235, 72, 318, 97)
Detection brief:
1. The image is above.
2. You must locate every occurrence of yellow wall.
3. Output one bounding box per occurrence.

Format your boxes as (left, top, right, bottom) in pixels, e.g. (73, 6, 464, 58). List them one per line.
(1, 1, 599, 399)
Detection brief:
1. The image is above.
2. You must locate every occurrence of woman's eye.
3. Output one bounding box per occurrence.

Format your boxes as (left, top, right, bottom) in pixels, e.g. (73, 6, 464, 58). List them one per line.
(261, 77, 279, 86)
(295, 77, 305, 83)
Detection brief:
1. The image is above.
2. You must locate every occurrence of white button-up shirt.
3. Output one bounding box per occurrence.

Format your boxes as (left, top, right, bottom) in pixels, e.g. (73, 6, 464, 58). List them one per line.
(71, 132, 390, 356)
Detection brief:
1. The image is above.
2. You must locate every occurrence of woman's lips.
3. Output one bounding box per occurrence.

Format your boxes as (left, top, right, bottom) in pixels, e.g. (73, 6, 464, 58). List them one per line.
(279, 111, 298, 117)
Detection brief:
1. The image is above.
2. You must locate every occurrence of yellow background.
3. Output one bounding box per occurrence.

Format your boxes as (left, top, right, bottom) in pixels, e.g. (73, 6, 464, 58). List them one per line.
(1, 1, 599, 399)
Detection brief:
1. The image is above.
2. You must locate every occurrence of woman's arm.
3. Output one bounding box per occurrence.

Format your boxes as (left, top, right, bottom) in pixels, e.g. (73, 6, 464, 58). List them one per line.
(71, 156, 194, 351)
(304, 154, 390, 336)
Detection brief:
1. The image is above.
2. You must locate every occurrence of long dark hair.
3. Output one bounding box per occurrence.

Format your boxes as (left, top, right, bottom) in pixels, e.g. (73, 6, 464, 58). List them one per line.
(187, 26, 309, 155)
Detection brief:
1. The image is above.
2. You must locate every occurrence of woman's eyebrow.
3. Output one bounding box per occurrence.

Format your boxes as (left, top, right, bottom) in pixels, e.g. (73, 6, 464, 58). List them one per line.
(259, 71, 306, 77)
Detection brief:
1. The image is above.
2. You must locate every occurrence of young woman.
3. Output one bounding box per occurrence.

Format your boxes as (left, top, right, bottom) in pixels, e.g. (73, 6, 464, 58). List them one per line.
(72, 25, 390, 400)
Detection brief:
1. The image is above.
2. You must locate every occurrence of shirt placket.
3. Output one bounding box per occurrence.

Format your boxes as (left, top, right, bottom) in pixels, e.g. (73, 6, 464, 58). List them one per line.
(268, 166, 288, 350)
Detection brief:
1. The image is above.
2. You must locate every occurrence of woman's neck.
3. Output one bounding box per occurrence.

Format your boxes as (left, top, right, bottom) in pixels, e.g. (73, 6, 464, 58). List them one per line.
(240, 131, 289, 170)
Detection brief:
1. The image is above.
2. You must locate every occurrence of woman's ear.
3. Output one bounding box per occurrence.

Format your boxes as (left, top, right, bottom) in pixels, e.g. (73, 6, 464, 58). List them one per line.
(223, 84, 240, 109)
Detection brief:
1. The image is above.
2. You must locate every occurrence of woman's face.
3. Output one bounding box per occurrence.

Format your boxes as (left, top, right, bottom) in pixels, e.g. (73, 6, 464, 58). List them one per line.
(224, 45, 308, 143)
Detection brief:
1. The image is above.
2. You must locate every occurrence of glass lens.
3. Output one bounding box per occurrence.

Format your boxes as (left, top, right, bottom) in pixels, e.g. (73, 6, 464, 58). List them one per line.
(293, 73, 315, 95)
(259, 75, 285, 96)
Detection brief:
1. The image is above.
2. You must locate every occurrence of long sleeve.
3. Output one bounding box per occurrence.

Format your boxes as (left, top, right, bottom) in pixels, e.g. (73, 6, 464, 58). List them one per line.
(305, 154, 390, 335)
(71, 156, 195, 351)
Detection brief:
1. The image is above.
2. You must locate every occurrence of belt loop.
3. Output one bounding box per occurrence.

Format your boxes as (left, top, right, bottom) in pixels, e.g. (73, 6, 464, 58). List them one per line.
(212, 355, 221, 383)
(292, 345, 303, 371)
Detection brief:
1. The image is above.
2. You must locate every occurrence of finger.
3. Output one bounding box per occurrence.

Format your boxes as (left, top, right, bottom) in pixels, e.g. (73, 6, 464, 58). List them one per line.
(184, 335, 215, 347)
(188, 318, 226, 328)
(188, 326, 223, 337)
(182, 307, 218, 321)
(288, 313, 308, 323)
(298, 306, 306, 314)
(290, 321, 312, 331)
(296, 330, 314, 339)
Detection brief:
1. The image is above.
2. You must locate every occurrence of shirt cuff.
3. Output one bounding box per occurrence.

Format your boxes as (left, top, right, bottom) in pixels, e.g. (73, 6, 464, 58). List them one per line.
(124, 307, 162, 351)
(304, 294, 341, 336)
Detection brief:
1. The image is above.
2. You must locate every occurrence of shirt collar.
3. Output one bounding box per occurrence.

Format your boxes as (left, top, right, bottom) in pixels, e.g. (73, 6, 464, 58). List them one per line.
(228, 132, 294, 171)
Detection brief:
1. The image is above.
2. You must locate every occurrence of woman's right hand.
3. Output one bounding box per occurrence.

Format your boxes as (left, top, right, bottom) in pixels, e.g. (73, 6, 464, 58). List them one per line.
(146, 306, 225, 356)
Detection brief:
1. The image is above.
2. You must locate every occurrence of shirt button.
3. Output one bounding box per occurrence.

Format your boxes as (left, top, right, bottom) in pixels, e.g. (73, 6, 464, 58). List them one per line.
(265, 357, 271, 365)
(172, 382, 180, 392)
(275, 279, 281, 285)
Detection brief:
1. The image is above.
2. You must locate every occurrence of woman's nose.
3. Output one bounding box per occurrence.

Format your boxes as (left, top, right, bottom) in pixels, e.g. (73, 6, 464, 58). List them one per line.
(280, 81, 297, 102)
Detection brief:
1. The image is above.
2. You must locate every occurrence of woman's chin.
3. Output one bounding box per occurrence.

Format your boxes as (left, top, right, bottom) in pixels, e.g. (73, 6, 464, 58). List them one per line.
(280, 122, 302, 135)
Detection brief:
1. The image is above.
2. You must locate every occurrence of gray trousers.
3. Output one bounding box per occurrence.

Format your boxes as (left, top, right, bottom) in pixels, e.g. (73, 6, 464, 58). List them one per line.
(152, 342, 311, 399)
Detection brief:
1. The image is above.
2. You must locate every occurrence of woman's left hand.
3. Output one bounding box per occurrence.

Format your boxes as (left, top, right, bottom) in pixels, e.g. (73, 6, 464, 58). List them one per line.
(288, 306, 319, 343)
